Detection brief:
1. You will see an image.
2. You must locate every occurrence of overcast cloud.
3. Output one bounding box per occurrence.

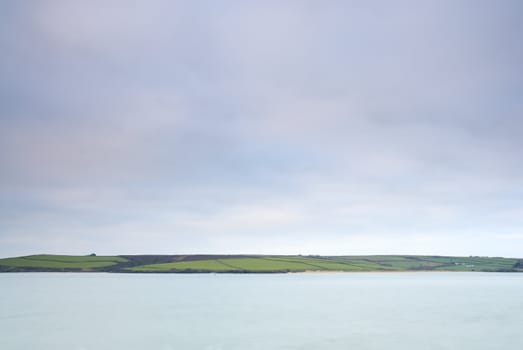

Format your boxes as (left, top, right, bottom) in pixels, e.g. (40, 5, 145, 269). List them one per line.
(1, 0, 522, 257)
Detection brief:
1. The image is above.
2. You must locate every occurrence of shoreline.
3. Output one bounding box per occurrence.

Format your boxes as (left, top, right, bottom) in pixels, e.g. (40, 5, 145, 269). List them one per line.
(297, 269, 457, 274)
(2, 269, 518, 275)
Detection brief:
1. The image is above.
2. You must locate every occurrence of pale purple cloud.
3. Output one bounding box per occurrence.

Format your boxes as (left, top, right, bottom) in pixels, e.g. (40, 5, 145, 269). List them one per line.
(1, 0, 522, 257)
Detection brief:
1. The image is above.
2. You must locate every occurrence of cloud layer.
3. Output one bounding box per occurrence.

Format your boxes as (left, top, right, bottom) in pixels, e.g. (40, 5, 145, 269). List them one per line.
(1, 0, 522, 257)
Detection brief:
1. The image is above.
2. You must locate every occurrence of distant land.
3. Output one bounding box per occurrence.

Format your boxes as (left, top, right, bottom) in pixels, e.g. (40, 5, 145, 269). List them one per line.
(1, 254, 522, 273)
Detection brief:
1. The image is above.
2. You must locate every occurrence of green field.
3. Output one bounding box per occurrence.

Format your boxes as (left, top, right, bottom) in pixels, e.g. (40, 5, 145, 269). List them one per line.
(0, 254, 128, 271)
(0, 254, 521, 273)
(126, 256, 401, 273)
(130, 259, 238, 272)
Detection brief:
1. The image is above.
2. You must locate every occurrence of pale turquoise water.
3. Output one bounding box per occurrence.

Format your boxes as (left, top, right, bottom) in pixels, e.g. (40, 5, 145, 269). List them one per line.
(1, 272, 522, 350)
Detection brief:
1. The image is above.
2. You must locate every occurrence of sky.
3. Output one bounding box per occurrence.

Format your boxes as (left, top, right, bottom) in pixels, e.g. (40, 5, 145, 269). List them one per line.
(1, 0, 522, 258)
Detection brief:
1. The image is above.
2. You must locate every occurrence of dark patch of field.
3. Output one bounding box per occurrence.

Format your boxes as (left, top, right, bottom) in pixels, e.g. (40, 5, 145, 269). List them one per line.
(0, 255, 128, 272)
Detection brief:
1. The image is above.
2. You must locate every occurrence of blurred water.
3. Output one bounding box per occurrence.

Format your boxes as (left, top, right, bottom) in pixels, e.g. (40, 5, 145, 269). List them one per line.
(1, 272, 522, 350)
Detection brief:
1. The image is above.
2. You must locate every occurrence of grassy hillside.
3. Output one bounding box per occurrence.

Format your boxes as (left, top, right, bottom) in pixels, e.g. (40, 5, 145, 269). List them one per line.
(0, 254, 521, 273)
(0, 254, 128, 272)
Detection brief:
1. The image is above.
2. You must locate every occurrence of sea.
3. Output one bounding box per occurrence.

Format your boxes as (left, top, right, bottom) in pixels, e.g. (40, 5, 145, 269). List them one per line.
(1, 272, 522, 350)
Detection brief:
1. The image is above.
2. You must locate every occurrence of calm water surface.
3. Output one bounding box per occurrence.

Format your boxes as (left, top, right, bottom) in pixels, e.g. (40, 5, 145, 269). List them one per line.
(1, 272, 522, 350)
